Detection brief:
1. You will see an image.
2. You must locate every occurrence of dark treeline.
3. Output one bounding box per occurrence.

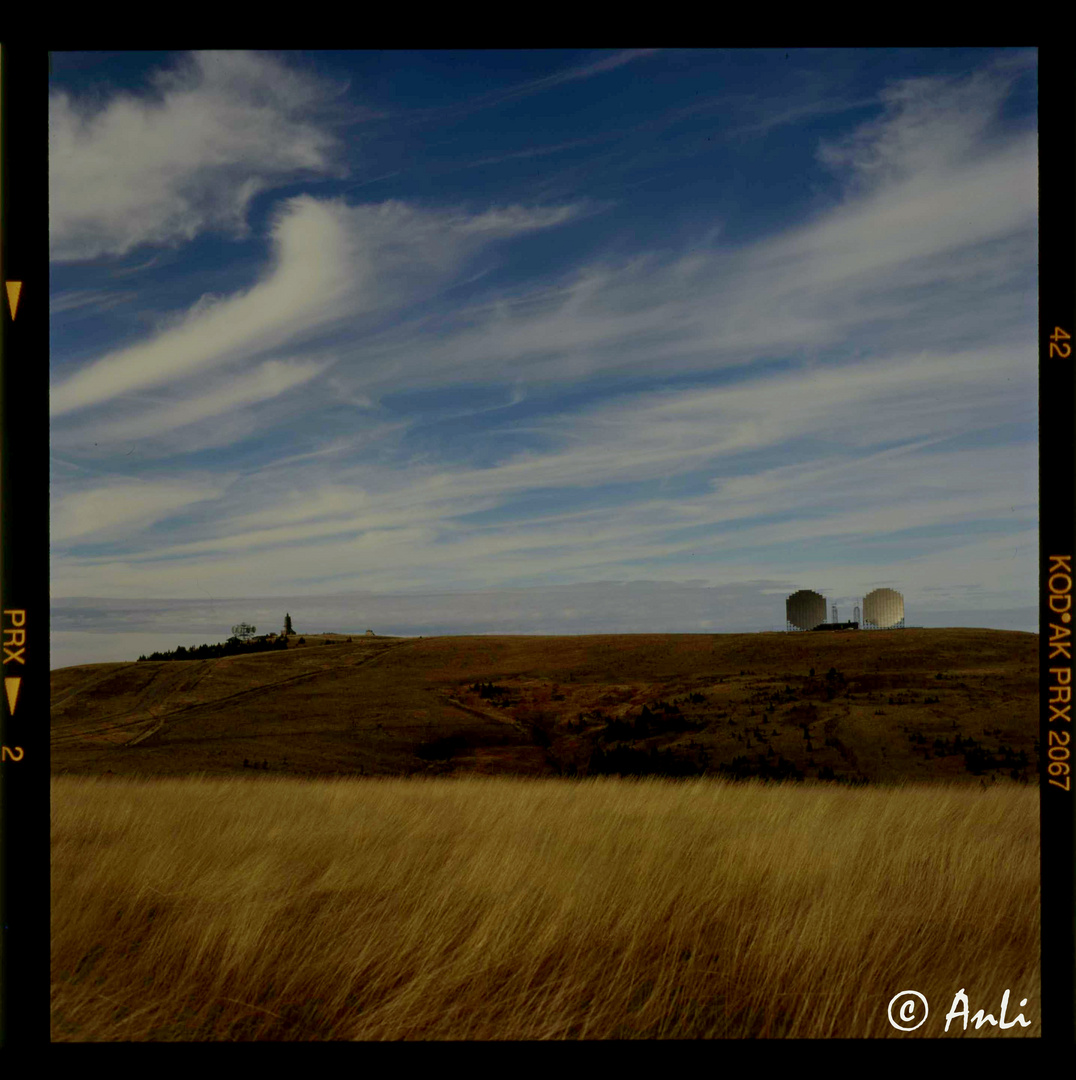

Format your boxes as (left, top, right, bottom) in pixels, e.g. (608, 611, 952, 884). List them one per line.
(138, 637, 288, 662)
(471, 682, 510, 699)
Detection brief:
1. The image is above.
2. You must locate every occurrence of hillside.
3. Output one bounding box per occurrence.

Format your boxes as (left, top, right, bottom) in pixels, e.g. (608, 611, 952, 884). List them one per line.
(50, 629, 1038, 784)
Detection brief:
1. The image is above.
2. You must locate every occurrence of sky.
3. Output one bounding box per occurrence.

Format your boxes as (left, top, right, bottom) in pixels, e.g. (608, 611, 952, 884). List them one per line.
(48, 49, 1039, 669)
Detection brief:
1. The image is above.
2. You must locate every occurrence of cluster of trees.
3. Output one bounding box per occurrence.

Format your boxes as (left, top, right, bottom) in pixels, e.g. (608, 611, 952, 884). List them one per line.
(905, 730, 1032, 778)
(583, 743, 873, 783)
(586, 743, 707, 778)
(138, 636, 288, 662)
(470, 682, 509, 699)
(139, 614, 298, 662)
(600, 702, 695, 742)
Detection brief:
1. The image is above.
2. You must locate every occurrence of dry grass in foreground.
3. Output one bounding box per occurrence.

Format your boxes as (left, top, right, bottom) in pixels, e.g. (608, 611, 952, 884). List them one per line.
(51, 776, 1039, 1040)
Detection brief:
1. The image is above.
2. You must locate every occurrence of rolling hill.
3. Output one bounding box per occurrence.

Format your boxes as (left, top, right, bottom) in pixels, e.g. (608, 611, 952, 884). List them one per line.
(50, 628, 1038, 784)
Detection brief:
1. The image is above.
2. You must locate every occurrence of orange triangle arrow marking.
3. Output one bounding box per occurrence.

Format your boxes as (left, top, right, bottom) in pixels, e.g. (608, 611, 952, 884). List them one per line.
(6, 281, 22, 320)
(4, 677, 21, 714)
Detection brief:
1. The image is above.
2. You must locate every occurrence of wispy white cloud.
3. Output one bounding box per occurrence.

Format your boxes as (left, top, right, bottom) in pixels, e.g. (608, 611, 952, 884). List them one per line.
(551, 49, 661, 83)
(49, 288, 136, 316)
(814, 59, 1033, 195)
(465, 135, 617, 169)
(49, 50, 350, 262)
(728, 93, 879, 141)
(50, 476, 231, 545)
(418, 49, 661, 122)
(50, 339, 1034, 595)
(50, 195, 583, 418)
(340, 78, 1035, 396)
(78, 357, 332, 444)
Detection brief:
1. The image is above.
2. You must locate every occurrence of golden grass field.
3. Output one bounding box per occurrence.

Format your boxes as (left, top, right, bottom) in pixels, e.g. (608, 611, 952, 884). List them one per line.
(51, 774, 1039, 1040)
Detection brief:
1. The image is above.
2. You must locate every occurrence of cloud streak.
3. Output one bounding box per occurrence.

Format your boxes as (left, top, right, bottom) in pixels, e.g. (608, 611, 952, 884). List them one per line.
(50, 476, 232, 545)
(50, 195, 582, 418)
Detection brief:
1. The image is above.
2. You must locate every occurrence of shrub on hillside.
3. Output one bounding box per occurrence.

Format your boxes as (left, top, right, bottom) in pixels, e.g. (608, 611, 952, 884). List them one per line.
(415, 735, 466, 761)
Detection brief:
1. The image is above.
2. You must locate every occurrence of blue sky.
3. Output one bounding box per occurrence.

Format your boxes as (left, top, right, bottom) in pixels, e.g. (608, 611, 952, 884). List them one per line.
(48, 49, 1038, 667)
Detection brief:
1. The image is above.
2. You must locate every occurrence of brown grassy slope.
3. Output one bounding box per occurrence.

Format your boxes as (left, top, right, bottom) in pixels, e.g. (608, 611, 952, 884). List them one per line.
(50, 629, 1037, 784)
(51, 775, 1039, 1040)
